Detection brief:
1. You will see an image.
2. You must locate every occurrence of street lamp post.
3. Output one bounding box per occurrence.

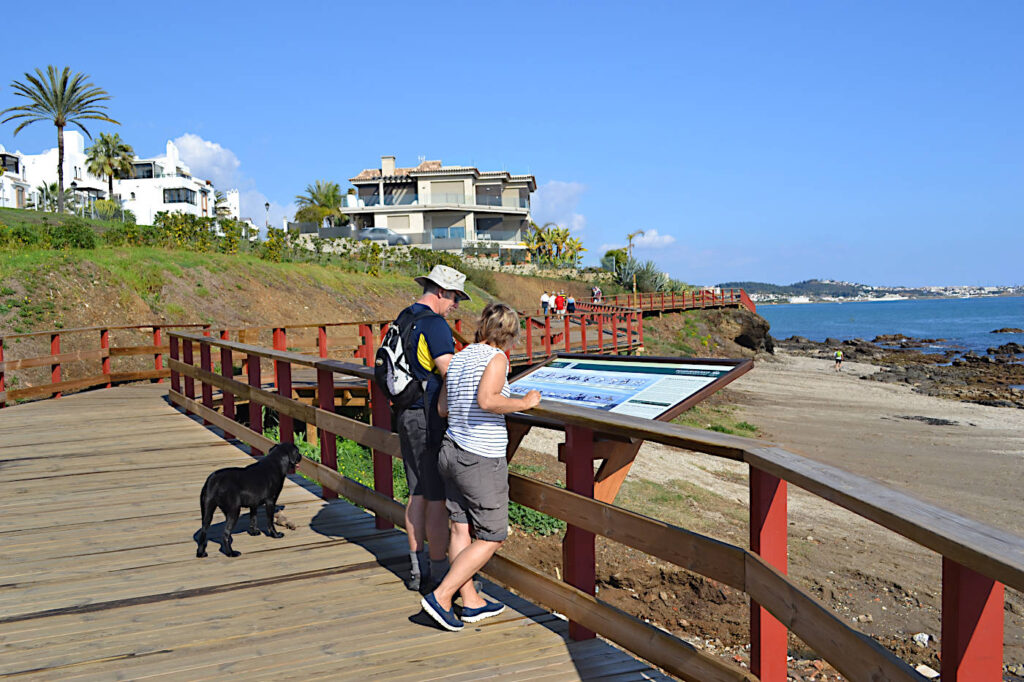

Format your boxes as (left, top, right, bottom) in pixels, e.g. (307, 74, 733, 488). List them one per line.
(264, 201, 270, 230)
(69, 181, 78, 216)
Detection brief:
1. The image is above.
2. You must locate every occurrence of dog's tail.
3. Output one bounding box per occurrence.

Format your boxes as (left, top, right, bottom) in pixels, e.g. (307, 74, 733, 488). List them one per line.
(196, 478, 215, 557)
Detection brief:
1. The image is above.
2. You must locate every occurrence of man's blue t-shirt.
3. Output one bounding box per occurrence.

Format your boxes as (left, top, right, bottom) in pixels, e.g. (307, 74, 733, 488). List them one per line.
(401, 303, 454, 412)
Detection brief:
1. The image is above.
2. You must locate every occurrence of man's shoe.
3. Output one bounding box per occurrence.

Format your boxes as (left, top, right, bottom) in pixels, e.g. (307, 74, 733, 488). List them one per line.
(421, 593, 463, 632)
(461, 600, 506, 623)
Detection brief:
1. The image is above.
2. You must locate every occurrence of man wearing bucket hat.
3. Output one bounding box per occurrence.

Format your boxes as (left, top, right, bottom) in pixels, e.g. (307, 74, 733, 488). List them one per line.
(395, 264, 471, 592)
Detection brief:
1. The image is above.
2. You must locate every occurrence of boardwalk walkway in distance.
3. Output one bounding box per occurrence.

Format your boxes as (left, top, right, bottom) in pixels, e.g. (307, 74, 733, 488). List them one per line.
(0, 384, 671, 680)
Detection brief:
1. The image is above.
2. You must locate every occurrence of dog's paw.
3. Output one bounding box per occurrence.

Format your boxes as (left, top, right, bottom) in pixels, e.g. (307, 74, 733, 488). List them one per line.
(269, 530, 285, 539)
(227, 550, 241, 557)
(247, 527, 261, 536)
(196, 549, 208, 558)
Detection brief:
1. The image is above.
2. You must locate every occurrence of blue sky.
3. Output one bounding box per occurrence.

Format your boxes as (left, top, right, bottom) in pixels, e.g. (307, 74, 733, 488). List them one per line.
(2, 1, 1021, 287)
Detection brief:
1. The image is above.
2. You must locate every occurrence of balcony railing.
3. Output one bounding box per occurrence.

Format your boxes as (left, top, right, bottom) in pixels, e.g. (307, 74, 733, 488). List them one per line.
(341, 194, 530, 211)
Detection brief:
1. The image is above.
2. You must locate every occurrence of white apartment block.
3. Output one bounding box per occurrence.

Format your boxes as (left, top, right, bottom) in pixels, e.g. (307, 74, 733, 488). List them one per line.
(343, 156, 536, 249)
(0, 145, 32, 209)
(1, 131, 239, 224)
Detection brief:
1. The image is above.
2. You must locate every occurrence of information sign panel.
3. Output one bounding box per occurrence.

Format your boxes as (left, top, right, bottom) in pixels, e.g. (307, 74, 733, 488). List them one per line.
(511, 354, 751, 421)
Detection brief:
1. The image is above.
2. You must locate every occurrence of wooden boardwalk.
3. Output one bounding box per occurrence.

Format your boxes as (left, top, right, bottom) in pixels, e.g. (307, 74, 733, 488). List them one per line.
(0, 384, 670, 680)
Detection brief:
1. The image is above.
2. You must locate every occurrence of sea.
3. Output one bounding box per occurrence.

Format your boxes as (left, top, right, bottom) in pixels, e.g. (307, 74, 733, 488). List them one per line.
(757, 296, 1024, 356)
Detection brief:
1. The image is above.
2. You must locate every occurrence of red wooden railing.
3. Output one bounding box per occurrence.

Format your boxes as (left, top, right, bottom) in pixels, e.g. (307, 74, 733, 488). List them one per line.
(165, 329, 1022, 682)
(582, 287, 755, 314)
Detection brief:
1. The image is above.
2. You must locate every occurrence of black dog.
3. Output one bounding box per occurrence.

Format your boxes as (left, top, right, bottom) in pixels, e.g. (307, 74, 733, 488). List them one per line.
(196, 442, 303, 558)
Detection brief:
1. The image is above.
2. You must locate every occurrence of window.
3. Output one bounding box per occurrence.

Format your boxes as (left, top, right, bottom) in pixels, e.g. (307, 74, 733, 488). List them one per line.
(432, 226, 466, 240)
(133, 163, 154, 179)
(163, 188, 197, 205)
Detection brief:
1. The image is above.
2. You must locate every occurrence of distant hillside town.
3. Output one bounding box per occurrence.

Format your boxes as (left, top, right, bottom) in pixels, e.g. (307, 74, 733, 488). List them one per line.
(717, 279, 1024, 303)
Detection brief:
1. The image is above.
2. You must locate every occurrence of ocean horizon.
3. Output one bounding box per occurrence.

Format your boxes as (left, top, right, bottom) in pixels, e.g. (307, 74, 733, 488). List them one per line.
(757, 296, 1024, 355)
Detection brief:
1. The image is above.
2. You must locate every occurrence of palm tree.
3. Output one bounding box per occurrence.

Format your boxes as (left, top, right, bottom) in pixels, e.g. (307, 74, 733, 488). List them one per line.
(35, 182, 75, 212)
(563, 236, 587, 266)
(548, 226, 571, 263)
(214, 190, 232, 218)
(626, 229, 645, 260)
(1, 66, 119, 213)
(294, 180, 346, 226)
(625, 230, 646, 295)
(86, 132, 134, 199)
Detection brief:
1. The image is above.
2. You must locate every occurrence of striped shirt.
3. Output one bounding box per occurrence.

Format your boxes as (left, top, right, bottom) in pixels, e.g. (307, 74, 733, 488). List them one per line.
(445, 343, 510, 459)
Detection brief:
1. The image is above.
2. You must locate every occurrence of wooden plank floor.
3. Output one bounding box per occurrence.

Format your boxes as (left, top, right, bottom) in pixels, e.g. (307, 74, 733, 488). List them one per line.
(0, 384, 671, 680)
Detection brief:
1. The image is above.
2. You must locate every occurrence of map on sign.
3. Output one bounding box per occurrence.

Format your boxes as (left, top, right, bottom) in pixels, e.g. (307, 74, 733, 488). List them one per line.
(510, 357, 742, 420)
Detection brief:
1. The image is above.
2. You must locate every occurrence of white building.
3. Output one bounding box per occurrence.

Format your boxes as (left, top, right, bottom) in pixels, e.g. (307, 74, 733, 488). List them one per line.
(343, 156, 536, 250)
(116, 140, 220, 225)
(0, 146, 32, 209)
(4, 131, 239, 224)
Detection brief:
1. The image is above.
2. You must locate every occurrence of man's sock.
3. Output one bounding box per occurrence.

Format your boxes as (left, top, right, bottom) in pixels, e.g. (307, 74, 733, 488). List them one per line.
(409, 550, 429, 586)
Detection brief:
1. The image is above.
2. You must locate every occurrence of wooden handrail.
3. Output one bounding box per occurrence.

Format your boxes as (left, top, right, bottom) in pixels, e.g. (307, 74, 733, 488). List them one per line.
(167, 330, 1021, 680)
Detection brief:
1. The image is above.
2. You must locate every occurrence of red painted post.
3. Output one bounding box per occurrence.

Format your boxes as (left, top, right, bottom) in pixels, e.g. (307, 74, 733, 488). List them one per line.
(220, 332, 234, 440)
(318, 325, 328, 358)
(272, 327, 286, 390)
(597, 315, 604, 352)
(750, 466, 788, 681)
(626, 314, 634, 352)
(370, 380, 394, 529)
(455, 319, 464, 352)
(100, 328, 111, 388)
(525, 317, 533, 362)
(544, 315, 552, 356)
(200, 340, 213, 425)
(563, 314, 571, 352)
(638, 313, 644, 346)
(941, 558, 1004, 681)
(182, 338, 195, 401)
(580, 315, 588, 353)
(51, 333, 61, 398)
(247, 353, 263, 456)
(317, 367, 337, 500)
(563, 425, 596, 640)
(0, 337, 5, 408)
(357, 323, 373, 366)
(170, 336, 180, 395)
(278, 360, 294, 443)
(612, 315, 620, 353)
(153, 326, 163, 383)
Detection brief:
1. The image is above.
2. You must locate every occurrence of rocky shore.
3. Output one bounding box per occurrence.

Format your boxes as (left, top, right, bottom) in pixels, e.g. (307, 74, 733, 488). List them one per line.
(775, 333, 1024, 409)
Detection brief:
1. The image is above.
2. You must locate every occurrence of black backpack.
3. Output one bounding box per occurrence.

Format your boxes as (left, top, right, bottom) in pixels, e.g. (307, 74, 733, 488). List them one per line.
(374, 307, 435, 409)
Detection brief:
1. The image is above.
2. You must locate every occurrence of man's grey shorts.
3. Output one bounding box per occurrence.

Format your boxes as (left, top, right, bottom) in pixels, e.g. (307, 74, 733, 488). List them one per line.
(396, 408, 444, 501)
(438, 436, 509, 542)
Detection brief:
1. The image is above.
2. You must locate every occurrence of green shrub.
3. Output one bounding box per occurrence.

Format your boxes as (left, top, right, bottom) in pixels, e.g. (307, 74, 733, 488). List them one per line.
(465, 267, 499, 297)
(1, 222, 43, 247)
(94, 199, 123, 221)
(259, 227, 288, 262)
(508, 501, 566, 536)
(103, 221, 143, 246)
(47, 218, 97, 249)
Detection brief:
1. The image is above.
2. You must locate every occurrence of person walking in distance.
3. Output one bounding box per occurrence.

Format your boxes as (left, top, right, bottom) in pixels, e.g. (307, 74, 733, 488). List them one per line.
(554, 291, 566, 317)
(834, 349, 843, 372)
(420, 303, 542, 631)
(393, 264, 470, 592)
(540, 290, 550, 316)
(567, 294, 576, 315)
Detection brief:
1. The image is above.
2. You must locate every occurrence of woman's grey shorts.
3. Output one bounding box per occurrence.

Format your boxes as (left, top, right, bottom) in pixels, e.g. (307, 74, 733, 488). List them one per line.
(438, 436, 509, 542)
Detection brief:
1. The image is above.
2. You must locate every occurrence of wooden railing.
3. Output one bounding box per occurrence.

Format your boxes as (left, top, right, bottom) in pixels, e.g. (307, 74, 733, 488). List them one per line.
(0, 314, 643, 407)
(0, 324, 210, 407)
(167, 329, 1022, 682)
(583, 288, 756, 314)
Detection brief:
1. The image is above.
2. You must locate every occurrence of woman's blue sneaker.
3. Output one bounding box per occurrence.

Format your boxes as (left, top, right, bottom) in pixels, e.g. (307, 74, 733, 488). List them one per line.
(461, 600, 506, 623)
(421, 592, 464, 631)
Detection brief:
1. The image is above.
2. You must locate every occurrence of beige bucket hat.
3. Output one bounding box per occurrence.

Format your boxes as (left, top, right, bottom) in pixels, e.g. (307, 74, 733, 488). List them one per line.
(415, 264, 471, 301)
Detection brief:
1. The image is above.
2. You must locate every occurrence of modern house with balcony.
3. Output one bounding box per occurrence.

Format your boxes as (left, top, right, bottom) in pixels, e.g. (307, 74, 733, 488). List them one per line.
(343, 156, 536, 250)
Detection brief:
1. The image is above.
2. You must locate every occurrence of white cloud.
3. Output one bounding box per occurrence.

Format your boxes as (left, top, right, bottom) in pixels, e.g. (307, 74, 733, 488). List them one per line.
(531, 180, 588, 233)
(173, 133, 294, 230)
(633, 229, 676, 249)
(239, 189, 295, 233)
(172, 134, 241, 189)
